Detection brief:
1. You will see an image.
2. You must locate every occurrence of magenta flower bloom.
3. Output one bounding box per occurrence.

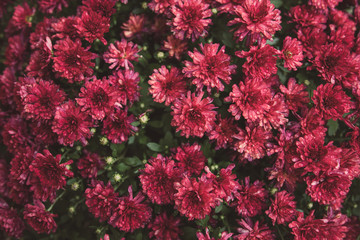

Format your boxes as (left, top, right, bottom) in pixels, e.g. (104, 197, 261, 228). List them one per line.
(77, 150, 104, 179)
(149, 65, 187, 106)
(266, 191, 297, 225)
(38, 0, 68, 14)
(23, 200, 57, 234)
(308, 0, 343, 9)
(234, 218, 275, 240)
(0, 199, 25, 239)
(163, 35, 188, 60)
(171, 91, 217, 138)
(52, 101, 93, 146)
(148, 212, 182, 240)
(169, 0, 212, 41)
(174, 175, 216, 220)
(81, 0, 116, 18)
(183, 43, 236, 92)
(279, 78, 309, 112)
(281, 36, 304, 71)
(103, 39, 140, 70)
(172, 142, 207, 176)
(108, 69, 140, 106)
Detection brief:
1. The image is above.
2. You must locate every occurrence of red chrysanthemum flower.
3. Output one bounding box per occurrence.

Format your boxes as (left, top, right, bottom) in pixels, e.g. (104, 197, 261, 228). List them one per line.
(205, 164, 240, 202)
(7, 177, 32, 205)
(53, 38, 96, 83)
(76, 78, 118, 121)
(29, 149, 73, 192)
(9, 147, 34, 184)
(20, 78, 66, 120)
(148, 212, 182, 240)
(288, 5, 327, 30)
(281, 36, 303, 71)
(52, 16, 81, 40)
(228, 0, 281, 44)
(215, 0, 245, 14)
(174, 175, 216, 220)
(169, 0, 212, 41)
(305, 170, 352, 210)
(232, 124, 273, 161)
(102, 107, 138, 144)
(197, 228, 233, 240)
(149, 66, 188, 106)
(23, 200, 57, 234)
(103, 39, 140, 70)
(0, 159, 9, 197)
(38, 0, 68, 14)
(5, 34, 27, 69)
(308, 0, 343, 10)
(312, 83, 353, 121)
(234, 177, 268, 217)
(85, 181, 118, 222)
(208, 116, 238, 149)
(148, 0, 173, 14)
(30, 119, 58, 146)
(108, 69, 140, 106)
(75, 10, 110, 45)
(236, 44, 279, 79)
(77, 150, 104, 179)
(29, 17, 56, 49)
(266, 191, 297, 225)
(300, 108, 327, 138)
(52, 101, 93, 146)
(0, 67, 16, 107)
(345, 216, 360, 240)
(1, 116, 32, 154)
(109, 186, 152, 232)
(81, 0, 116, 18)
(139, 155, 182, 204)
(296, 27, 327, 60)
(172, 142, 207, 176)
(122, 14, 148, 40)
(289, 210, 348, 240)
(279, 78, 309, 112)
(26, 39, 53, 78)
(6, 2, 35, 35)
(183, 43, 236, 92)
(339, 148, 360, 180)
(234, 218, 275, 240)
(163, 35, 188, 60)
(0, 199, 25, 239)
(295, 134, 341, 174)
(171, 91, 217, 138)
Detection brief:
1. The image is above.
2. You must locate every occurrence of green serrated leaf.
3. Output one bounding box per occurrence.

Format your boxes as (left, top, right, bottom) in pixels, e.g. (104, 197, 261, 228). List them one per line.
(147, 142, 164, 152)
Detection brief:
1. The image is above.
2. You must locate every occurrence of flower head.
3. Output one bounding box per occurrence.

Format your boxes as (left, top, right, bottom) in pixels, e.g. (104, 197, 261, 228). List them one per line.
(172, 142, 207, 176)
(234, 218, 275, 240)
(0, 200, 25, 239)
(77, 150, 104, 179)
(208, 116, 238, 149)
(266, 191, 297, 225)
(148, 212, 182, 240)
(38, 0, 68, 14)
(108, 69, 140, 106)
(163, 35, 188, 60)
(23, 200, 57, 234)
(281, 36, 304, 71)
(103, 39, 140, 70)
(279, 78, 309, 112)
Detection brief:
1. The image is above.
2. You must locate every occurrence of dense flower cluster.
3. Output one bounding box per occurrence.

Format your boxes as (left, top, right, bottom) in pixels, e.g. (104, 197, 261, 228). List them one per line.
(1, 0, 360, 239)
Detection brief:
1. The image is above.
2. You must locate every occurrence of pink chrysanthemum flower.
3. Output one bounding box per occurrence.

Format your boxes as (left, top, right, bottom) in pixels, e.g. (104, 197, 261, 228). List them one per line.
(197, 228, 233, 240)
(339, 148, 360, 180)
(236, 44, 279, 79)
(266, 191, 297, 225)
(289, 210, 348, 240)
(0, 67, 16, 107)
(169, 0, 212, 41)
(234, 218, 275, 240)
(77, 150, 104, 179)
(102, 107, 138, 144)
(281, 36, 303, 71)
(183, 43, 236, 92)
(148, 212, 182, 240)
(52, 101, 93, 146)
(122, 14, 148, 40)
(233, 124, 273, 161)
(279, 78, 309, 112)
(1, 116, 32, 154)
(103, 39, 140, 70)
(171, 91, 217, 138)
(312, 83, 353, 121)
(148, 0, 173, 14)
(29, 149, 73, 192)
(296, 27, 327, 60)
(163, 35, 188, 60)
(81, 0, 116, 18)
(108, 69, 140, 106)
(0, 199, 25, 239)
(29, 17, 56, 49)
(38, 0, 68, 14)
(26, 37, 53, 78)
(172, 143, 207, 176)
(208, 116, 238, 149)
(205, 164, 240, 202)
(85, 181, 118, 222)
(305, 170, 351, 210)
(6, 2, 35, 35)
(308, 0, 343, 10)
(23, 200, 57, 234)
(9, 147, 34, 184)
(174, 175, 216, 220)
(149, 66, 188, 106)
(234, 177, 268, 217)
(288, 5, 327, 30)
(228, 0, 281, 44)
(215, 0, 245, 14)
(76, 78, 118, 121)
(20, 78, 66, 120)
(295, 134, 341, 175)
(75, 10, 110, 45)
(139, 155, 182, 204)
(5, 35, 27, 69)
(109, 186, 152, 232)
(52, 16, 81, 40)
(30, 119, 58, 145)
(53, 38, 96, 83)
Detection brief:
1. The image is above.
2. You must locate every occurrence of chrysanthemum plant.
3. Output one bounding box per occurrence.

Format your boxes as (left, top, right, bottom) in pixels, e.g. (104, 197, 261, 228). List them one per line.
(1, 0, 360, 239)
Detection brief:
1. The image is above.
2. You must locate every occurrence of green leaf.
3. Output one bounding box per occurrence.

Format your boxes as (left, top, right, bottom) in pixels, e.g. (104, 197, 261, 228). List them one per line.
(116, 162, 131, 172)
(147, 142, 164, 152)
(327, 119, 339, 136)
(271, 0, 283, 8)
(215, 203, 223, 213)
(124, 156, 142, 167)
(67, 178, 77, 186)
(110, 143, 126, 157)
